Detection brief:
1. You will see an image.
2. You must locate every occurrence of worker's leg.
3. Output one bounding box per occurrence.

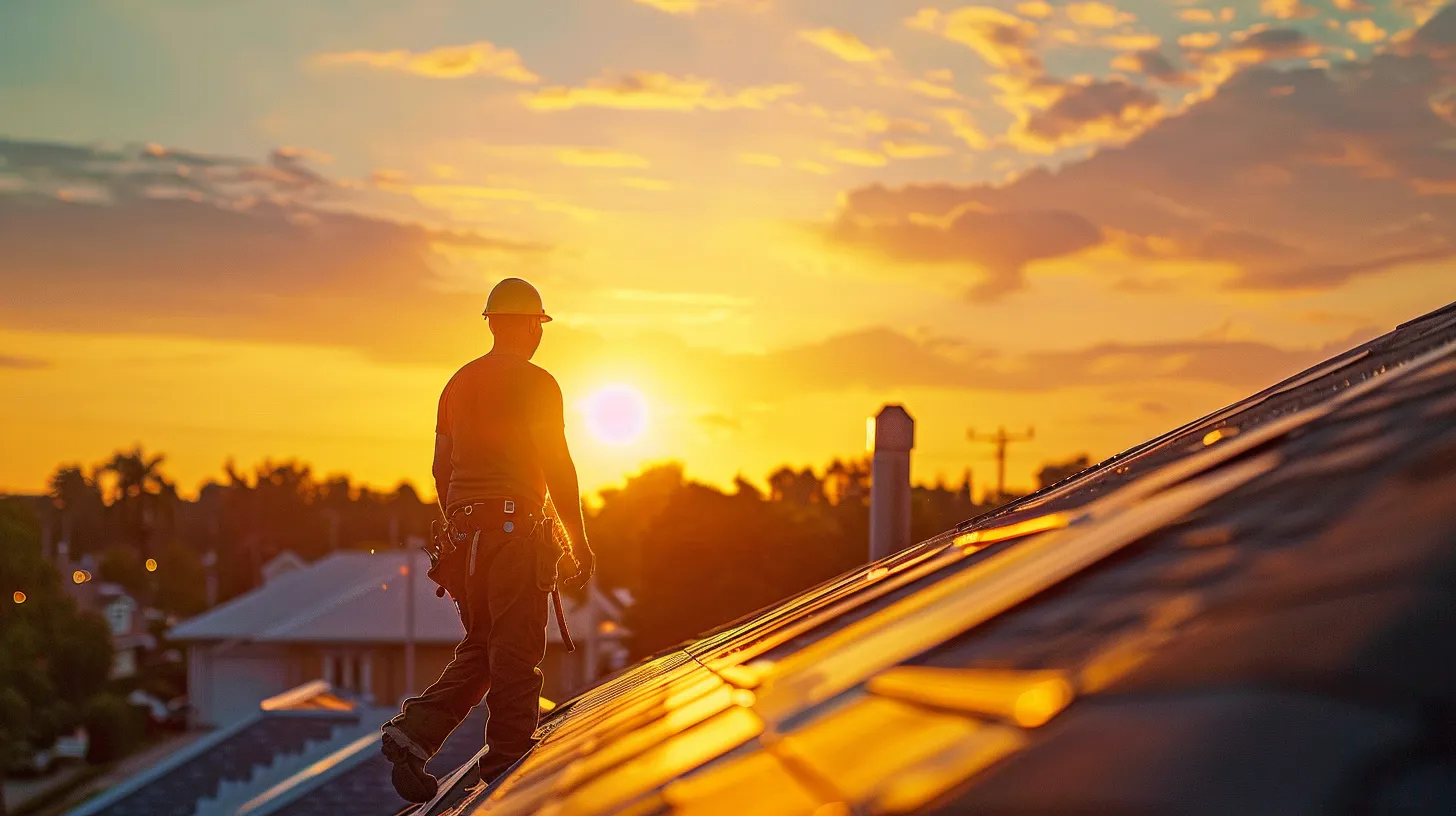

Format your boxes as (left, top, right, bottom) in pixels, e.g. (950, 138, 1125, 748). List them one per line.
(386, 554, 494, 759)
(477, 534, 548, 782)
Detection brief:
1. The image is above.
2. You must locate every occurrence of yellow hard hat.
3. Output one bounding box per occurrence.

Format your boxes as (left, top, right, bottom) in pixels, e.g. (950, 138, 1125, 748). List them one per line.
(482, 278, 552, 323)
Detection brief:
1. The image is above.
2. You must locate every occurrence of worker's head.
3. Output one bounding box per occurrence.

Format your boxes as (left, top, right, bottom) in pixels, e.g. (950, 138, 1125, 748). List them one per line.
(487, 313, 545, 357)
(483, 278, 551, 358)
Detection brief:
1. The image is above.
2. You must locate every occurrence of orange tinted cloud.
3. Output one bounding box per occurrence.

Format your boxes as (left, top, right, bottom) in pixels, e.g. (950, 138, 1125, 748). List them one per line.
(832, 8, 1456, 294)
(1066, 2, 1134, 29)
(1008, 77, 1164, 153)
(1346, 19, 1388, 42)
(313, 41, 539, 83)
(882, 140, 954, 159)
(1101, 33, 1163, 50)
(1016, 1, 1054, 20)
(1179, 31, 1223, 49)
(798, 28, 892, 65)
(629, 0, 764, 13)
(1110, 50, 1197, 86)
(907, 6, 1043, 74)
(935, 108, 993, 150)
(523, 72, 800, 111)
(828, 146, 889, 167)
(1260, 0, 1317, 20)
(632, 0, 702, 12)
(402, 183, 598, 222)
(827, 205, 1103, 300)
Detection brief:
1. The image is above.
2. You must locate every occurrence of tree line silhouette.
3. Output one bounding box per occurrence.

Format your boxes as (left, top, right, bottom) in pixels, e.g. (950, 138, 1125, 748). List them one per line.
(26, 446, 1097, 653)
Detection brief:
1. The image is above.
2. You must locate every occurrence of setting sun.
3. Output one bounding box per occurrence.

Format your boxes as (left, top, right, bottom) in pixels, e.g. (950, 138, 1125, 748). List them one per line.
(582, 384, 650, 447)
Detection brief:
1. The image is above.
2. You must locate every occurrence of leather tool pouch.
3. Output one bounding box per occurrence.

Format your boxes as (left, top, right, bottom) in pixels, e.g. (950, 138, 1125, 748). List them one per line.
(425, 519, 472, 600)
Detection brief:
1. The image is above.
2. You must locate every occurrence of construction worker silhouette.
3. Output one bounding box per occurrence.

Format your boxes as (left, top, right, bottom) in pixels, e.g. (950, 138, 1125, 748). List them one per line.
(382, 278, 595, 802)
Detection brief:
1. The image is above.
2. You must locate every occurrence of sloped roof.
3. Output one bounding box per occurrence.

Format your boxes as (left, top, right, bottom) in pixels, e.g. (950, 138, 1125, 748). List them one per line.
(68, 683, 367, 816)
(421, 299, 1456, 815)
(170, 550, 618, 646)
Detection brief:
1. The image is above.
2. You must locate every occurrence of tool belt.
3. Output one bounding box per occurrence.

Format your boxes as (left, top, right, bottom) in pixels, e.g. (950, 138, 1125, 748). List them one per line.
(423, 498, 576, 652)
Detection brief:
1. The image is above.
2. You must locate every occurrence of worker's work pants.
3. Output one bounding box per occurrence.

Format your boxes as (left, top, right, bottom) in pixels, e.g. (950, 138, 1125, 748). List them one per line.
(386, 525, 548, 781)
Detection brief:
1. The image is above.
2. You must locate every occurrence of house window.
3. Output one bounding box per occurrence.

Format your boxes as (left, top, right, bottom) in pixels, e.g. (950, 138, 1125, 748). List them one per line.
(105, 597, 136, 636)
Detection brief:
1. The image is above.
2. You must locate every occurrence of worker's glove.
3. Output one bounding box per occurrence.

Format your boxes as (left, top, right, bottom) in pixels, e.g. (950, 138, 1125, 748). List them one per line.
(564, 547, 596, 591)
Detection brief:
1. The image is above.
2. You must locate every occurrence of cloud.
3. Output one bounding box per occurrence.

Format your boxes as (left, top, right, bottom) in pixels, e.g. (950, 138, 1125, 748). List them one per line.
(827, 146, 889, 167)
(555, 147, 650, 168)
(628, 0, 767, 14)
(1179, 31, 1223, 49)
(828, 6, 1456, 295)
(798, 28, 892, 65)
(990, 73, 1164, 152)
(1111, 50, 1198, 85)
(393, 183, 598, 222)
(1015, 1, 1054, 20)
(1065, 2, 1135, 29)
(704, 326, 1365, 397)
(1260, 0, 1318, 20)
(1015, 78, 1163, 151)
(522, 72, 800, 112)
(1181, 8, 1237, 22)
(935, 108, 993, 149)
(312, 41, 540, 83)
(1332, 0, 1374, 10)
(901, 76, 964, 100)
(1198, 26, 1325, 73)
(907, 6, 1043, 74)
(632, 0, 702, 12)
(826, 205, 1103, 300)
(0, 355, 51, 370)
(1346, 19, 1389, 43)
(0, 139, 550, 361)
(881, 140, 955, 159)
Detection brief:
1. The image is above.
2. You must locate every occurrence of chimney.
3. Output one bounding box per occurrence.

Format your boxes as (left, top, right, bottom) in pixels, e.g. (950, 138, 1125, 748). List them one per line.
(869, 404, 915, 562)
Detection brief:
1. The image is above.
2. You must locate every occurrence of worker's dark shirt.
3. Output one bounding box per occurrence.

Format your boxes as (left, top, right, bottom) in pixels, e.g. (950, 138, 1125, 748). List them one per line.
(437, 352, 563, 512)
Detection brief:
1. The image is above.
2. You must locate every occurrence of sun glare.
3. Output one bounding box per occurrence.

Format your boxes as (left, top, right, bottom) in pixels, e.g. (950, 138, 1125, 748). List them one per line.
(583, 384, 649, 446)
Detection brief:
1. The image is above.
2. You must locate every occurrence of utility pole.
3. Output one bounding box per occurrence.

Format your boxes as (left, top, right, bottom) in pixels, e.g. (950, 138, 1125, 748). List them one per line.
(967, 426, 1035, 503)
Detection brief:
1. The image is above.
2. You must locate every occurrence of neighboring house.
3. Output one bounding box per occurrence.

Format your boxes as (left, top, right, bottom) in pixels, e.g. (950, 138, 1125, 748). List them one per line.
(169, 550, 628, 728)
(56, 545, 157, 680)
(96, 583, 157, 679)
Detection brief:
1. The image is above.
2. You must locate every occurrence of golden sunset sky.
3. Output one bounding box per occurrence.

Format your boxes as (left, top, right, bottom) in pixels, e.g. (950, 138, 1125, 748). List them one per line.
(1, 0, 1453, 500)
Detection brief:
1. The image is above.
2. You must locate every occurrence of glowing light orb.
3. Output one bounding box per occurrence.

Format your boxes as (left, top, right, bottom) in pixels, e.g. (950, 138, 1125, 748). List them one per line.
(583, 385, 649, 446)
(13, 591, 25, 604)
(145, 558, 158, 572)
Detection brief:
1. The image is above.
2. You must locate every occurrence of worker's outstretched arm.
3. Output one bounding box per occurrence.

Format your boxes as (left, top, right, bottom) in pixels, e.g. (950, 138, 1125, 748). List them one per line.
(532, 382, 593, 589)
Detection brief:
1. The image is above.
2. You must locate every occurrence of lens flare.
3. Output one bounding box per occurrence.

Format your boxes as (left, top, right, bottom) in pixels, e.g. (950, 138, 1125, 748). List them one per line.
(583, 384, 649, 446)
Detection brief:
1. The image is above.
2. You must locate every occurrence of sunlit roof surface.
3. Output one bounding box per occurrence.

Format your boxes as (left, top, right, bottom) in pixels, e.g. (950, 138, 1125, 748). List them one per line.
(408, 300, 1456, 816)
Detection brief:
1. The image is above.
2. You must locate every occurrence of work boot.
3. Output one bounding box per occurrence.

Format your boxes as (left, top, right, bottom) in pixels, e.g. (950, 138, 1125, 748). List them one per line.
(382, 725, 439, 803)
